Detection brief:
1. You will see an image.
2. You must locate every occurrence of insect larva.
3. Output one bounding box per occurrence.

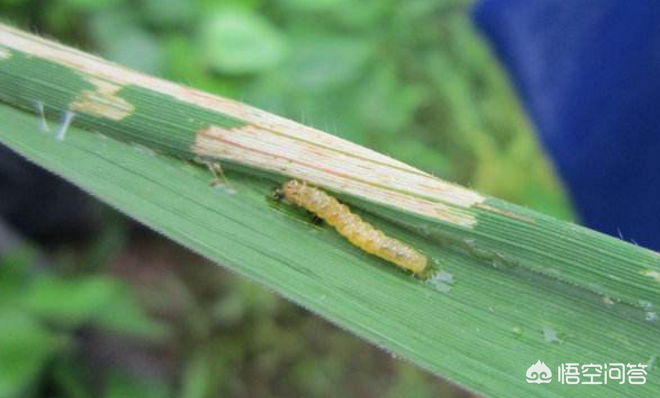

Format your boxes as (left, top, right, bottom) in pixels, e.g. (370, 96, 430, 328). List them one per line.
(280, 180, 428, 276)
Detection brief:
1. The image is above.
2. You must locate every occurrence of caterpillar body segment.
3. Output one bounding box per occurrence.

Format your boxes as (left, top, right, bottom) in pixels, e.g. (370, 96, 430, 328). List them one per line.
(281, 180, 428, 276)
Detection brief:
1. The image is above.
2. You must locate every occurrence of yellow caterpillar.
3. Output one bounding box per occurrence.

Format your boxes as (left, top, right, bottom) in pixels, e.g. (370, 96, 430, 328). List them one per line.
(280, 180, 428, 276)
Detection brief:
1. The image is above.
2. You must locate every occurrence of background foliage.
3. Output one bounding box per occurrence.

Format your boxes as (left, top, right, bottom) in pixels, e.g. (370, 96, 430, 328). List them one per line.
(0, 0, 573, 397)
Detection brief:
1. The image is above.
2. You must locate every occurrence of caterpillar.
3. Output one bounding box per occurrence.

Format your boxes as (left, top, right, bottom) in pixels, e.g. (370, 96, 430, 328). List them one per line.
(280, 180, 428, 276)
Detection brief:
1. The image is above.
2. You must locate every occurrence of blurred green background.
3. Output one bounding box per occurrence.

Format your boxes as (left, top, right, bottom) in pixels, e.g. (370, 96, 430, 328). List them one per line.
(0, 0, 572, 397)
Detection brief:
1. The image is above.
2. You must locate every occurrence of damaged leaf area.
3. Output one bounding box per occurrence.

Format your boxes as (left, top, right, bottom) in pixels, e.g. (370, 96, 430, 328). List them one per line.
(70, 76, 134, 120)
(0, 46, 12, 60)
(192, 124, 483, 228)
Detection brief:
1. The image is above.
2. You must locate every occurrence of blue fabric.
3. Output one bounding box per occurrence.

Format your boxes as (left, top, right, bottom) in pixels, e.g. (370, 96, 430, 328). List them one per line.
(472, 0, 660, 250)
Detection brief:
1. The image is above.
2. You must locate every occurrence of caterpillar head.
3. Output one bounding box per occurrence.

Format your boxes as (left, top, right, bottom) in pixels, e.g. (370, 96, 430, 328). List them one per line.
(281, 180, 306, 205)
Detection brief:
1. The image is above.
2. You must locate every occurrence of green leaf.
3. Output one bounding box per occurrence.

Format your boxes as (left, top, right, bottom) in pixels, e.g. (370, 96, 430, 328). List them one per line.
(285, 36, 372, 91)
(104, 372, 171, 398)
(0, 0, 30, 6)
(355, 63, 425, 135)
(0, 309, 62, 398)
(24, 275, 166, 337)
(24, 275, 123, 327)
(104, 29, 165, 75)
(0, 103, 658, 398)
(139, 0, 196, 27)
(0, 247, 35, 304)
(180, 351, 212, 398)
(278, 0, 349, 12)
(386, 364, 437, 398)
(94, 292, 169, 339)
(51, 357, 94, 398)
(200, 9, 286, 74)
(90, 11, 165, 75)
(61, 0, 125, 11)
